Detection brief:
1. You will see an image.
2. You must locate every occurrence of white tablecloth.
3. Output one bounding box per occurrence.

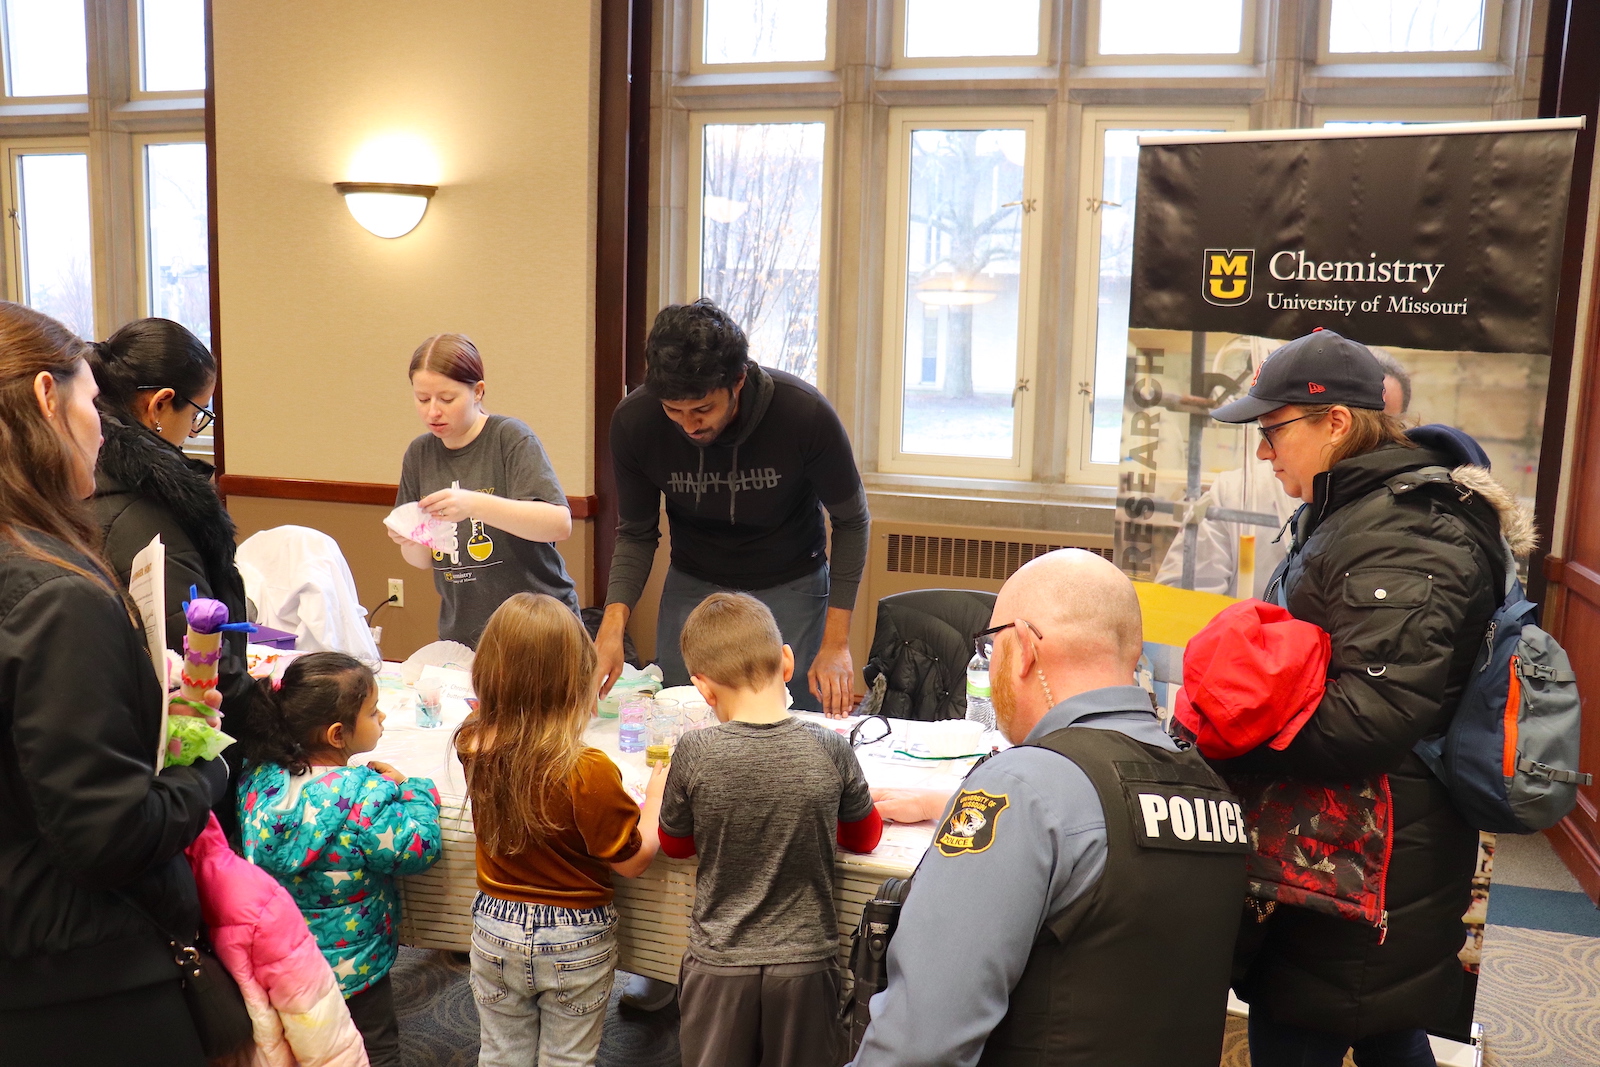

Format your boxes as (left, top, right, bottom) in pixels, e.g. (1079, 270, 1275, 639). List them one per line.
(363, 667, 991, 981)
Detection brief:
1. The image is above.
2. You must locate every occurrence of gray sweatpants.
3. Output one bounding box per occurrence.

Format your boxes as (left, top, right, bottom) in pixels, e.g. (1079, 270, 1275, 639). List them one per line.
(677, 954, 847, 1067)
(655, 565, 830, 711)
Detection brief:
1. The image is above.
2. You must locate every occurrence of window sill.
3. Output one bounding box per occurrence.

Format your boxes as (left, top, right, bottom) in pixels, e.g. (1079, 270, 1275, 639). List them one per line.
(116, 96, 206, 115)
(675, 70, 841, 91)
(862, 472, 1116, 537)
(864, 470, 1113, 531)
(673, 70, 845, 107)
(1310, 61, 1513, 81)
(876, 64, 1058, 85)
(1068, 62, 1262, 80)
(0, 101, 89, 119)
(865, 470, 1114, 502)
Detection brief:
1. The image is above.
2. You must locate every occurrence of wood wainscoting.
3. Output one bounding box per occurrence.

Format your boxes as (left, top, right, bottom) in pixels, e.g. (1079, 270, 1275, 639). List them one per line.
(218, 475, 597, 517)
(1544, 553, 1600, 903)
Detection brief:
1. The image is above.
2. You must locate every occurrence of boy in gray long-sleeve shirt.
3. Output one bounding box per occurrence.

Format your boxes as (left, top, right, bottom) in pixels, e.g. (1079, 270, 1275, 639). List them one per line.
(658, 592, 884, 1067)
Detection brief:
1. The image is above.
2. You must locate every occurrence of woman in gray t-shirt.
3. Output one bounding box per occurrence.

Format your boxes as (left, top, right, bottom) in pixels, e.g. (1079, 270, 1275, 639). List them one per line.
(390, 333, 579, 646)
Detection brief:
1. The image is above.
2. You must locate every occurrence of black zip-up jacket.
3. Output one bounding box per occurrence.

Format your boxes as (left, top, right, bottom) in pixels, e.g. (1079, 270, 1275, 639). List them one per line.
(605, 363, 869, 610)
(1221, 439, 1525, 1039)
(0, 532, 219, 1010)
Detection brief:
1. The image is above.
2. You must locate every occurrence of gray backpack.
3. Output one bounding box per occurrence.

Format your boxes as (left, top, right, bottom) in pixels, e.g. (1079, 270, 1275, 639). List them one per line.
(1411, 541, 1591, 833)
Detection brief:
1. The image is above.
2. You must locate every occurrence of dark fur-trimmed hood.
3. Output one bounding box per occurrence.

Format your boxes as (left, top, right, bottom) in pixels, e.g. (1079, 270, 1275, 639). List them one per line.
(94, 411, 239, 588)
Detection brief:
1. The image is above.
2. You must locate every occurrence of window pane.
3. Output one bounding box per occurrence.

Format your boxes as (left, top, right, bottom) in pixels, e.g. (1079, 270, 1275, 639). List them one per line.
(3, 0, 86, 96)
(1328, 0, 1485, 53)
(1098, 0, 1244, 56)
(700, 123, 825, 384)
(900, 129, 1027, 460)
(16, 153, 92, 337)
(905, 0, 1040, 59)
(1090, 129, 1223, 464)
(145, 143, 210, 346)
(703, 0, 827, 65)
(140, 0, 207, 92)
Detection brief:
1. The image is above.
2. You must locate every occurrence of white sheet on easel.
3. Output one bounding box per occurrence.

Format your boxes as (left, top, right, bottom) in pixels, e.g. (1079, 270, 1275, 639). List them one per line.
(128, 535, 169, 769)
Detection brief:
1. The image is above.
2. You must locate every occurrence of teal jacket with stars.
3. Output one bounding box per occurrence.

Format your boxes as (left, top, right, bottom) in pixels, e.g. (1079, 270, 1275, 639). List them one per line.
(238, 761, 442, 997)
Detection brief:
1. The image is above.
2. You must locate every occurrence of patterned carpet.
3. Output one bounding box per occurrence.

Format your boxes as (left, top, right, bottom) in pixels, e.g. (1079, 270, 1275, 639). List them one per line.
(393, 831, 1600, 1066)
(1474, 831, 1600, 1067)
(1477, 926, 1600, 1067)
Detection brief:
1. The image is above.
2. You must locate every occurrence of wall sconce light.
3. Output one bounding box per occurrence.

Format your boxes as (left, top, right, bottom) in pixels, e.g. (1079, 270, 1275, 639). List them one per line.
(334, 181, 437, 239)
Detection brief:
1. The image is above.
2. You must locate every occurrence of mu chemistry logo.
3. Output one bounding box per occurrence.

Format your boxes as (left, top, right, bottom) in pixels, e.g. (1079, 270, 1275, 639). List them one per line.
(1203, 248, 1255, 307)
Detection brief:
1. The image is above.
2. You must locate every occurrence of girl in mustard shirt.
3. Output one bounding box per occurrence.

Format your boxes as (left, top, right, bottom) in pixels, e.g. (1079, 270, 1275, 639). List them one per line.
(455, 593, 666, 1067)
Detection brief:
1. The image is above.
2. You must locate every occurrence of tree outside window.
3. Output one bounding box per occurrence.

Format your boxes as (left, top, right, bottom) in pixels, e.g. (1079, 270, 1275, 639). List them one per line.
(699, 121, 826, 383)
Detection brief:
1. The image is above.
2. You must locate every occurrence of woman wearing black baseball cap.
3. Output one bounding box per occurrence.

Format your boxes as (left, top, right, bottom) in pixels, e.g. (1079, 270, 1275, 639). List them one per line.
(1206, 329, 1534, 1066)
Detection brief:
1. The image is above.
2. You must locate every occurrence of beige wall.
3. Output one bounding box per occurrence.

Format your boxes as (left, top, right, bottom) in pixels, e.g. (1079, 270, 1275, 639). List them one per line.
(211, 0, 599, 492)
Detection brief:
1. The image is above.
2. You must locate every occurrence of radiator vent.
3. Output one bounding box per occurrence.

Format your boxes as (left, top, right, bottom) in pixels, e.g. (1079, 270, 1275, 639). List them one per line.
(885, 534, 1113, 581)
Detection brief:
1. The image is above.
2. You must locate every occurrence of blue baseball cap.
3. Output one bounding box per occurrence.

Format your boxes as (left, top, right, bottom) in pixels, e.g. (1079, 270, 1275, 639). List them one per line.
(1211, 328, 1386, 424)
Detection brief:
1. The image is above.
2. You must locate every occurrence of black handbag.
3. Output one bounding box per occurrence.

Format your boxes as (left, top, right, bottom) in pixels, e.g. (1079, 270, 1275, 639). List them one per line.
(119, 892, 255, 1058)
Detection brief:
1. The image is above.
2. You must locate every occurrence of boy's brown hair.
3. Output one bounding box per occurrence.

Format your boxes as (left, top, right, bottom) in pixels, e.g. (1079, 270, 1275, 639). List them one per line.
(681, 592, 784, 691)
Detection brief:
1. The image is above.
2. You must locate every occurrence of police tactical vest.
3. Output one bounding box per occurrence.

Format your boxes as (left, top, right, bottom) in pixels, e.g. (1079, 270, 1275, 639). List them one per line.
(978, 726, 1248, 1067)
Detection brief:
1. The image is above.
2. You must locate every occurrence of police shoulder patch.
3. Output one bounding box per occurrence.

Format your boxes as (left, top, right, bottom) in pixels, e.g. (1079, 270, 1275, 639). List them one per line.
(935, 789, 1010, 857)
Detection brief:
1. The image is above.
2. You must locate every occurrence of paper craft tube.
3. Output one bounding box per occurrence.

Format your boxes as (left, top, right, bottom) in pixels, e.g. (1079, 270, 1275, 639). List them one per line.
(181, 597, 230, 704)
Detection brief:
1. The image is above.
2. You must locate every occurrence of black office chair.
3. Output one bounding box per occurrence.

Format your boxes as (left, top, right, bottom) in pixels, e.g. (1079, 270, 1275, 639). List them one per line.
(860, 589, 997, 720)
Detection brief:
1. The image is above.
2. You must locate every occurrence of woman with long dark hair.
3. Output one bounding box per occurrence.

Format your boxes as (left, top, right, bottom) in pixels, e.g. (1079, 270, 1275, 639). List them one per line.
(0, 303, 223, 1063)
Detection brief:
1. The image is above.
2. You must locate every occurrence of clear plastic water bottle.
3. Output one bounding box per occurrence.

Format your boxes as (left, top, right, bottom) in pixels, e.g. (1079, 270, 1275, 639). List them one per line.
(965, 649, 995, 730)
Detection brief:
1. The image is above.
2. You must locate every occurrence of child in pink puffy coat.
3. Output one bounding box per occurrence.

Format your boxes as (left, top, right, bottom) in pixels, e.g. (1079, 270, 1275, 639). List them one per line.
(186, 813, 368, 1067)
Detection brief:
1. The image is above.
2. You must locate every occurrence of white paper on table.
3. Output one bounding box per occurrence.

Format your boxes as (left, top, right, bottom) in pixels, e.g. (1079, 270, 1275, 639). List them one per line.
(127, 535, 169, 768)
(417, 663, 474, 696)
(383, 502, 458, 556)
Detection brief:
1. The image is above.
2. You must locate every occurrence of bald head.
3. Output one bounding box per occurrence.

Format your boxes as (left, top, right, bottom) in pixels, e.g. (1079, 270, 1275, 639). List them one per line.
(994, 549, 1143, 675)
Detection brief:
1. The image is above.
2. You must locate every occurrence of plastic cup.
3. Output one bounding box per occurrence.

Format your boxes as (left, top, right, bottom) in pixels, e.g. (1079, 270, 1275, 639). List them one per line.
(682, 698, 712, 731)
(415, 676, 443, 729)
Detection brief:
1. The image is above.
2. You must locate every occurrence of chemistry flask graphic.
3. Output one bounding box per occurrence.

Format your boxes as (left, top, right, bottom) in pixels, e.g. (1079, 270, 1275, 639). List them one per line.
(467, 519, 494, 562)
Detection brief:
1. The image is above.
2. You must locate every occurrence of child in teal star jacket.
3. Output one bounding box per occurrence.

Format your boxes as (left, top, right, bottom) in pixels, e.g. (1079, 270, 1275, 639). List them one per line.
(238, 652, 441, 1067)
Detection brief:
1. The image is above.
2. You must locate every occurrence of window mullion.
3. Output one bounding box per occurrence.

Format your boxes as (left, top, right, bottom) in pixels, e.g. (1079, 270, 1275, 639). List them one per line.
(84, 0, 137, 338)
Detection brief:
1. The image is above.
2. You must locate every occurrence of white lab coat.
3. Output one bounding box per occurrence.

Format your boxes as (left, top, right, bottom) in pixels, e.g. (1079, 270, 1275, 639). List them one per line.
(235, 525, 382, 666)
(1155, 458, 1301, 600)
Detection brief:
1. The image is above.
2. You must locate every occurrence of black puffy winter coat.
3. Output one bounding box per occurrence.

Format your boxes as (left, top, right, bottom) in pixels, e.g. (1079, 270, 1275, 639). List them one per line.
(0, 532, 219, 1010)
(1222, 439, 1527, 1039)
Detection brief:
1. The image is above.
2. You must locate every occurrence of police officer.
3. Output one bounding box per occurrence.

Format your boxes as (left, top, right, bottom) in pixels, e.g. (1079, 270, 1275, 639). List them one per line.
(852, 549, 1247, 1067)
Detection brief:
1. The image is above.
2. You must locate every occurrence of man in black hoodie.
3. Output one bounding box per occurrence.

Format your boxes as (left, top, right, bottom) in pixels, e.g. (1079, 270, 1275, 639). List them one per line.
(595, 300, 869, 717)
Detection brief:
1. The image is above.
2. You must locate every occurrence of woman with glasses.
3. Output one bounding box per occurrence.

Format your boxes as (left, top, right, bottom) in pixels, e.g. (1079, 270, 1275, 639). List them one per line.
(87, 318, 252, 834)
(1207, 330, 1530, 1067)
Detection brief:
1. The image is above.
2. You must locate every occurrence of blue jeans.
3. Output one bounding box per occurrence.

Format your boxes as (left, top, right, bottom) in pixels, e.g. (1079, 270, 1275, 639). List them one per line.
(470, 894, 619, 1067)
(1248, 1016, 1437, 1067)
(656, 565, 830, 711)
